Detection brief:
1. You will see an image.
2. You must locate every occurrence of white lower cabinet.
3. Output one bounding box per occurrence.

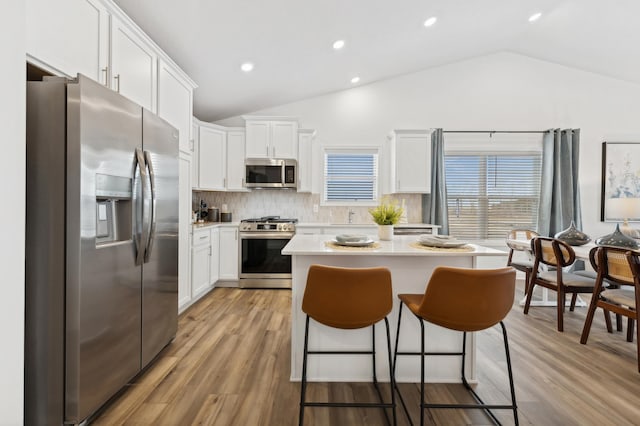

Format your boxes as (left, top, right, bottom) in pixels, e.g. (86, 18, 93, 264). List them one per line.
(210, 228, 220, 285)
(191, 228, 211, 298)
(219, 226, 239, 280)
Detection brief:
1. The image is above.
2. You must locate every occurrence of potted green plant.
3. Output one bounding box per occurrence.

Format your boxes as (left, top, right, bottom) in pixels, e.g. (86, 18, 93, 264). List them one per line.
(369, 199, 403, 240)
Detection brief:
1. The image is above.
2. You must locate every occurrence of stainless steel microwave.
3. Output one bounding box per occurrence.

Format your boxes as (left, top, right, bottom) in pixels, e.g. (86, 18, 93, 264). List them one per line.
(245, 158, 297, 189)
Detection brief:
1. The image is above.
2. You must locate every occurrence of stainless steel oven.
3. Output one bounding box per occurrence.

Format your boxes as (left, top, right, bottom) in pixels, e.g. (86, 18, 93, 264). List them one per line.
(239, 217, 296, 288)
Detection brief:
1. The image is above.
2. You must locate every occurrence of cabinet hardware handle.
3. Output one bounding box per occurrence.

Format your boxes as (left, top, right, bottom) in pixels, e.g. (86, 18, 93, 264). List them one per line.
(200, 236, 207, 240)
(241, 178, 245, 187)
(101, 67, 109, 86)
(272, 146, 275, 157)
(114, 74, 121, 93)
(266, 145, 269, 156)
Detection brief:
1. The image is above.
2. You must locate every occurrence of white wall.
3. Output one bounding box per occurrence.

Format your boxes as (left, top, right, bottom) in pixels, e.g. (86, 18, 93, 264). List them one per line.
(0, 1, 25, 423)
(217, 52, 640, 239)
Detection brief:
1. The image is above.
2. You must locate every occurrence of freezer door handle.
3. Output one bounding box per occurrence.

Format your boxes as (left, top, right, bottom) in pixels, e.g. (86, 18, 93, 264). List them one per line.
(143, 150, 157, 263)
(133, 148, 148, 266)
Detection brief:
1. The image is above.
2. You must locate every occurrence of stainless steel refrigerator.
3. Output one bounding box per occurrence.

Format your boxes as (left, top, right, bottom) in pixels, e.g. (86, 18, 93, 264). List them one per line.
(25, 75, 179, 425)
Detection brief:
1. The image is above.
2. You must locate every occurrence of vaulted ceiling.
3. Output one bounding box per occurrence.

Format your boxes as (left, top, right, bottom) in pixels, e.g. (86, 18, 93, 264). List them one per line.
(114, 0, 640, 122)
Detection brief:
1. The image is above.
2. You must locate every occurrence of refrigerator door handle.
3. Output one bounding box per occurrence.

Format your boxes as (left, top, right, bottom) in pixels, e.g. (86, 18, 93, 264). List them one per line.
(134, 148, 148, 266)
(143, 150, 157, 263)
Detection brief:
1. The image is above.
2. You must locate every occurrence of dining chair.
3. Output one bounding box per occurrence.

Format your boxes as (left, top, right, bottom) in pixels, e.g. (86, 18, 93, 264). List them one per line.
(505, 229, 539, 295)
(393, 266, 518, 426)
(580, 247, 640, 372)
(299, 264, 396, 425)
(524, 237, 597, 332)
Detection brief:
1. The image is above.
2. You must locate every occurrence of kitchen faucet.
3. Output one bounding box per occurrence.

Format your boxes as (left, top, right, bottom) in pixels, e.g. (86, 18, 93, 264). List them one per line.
(348, 208, 355, 224)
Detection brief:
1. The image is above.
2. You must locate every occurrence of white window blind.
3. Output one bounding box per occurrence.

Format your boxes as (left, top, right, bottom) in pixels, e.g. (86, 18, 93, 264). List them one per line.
(445, 152, 542, 240)
(324, 151, 378, 203)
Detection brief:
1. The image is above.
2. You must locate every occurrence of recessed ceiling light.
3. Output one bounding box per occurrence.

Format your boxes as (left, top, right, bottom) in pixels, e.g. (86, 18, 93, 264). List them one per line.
(351, 76, 360, 84)
(333, 40, 345, 50)
(240, 62, 254, 72)
(423, 16, 437, 27)
(528, 12, 542, 22)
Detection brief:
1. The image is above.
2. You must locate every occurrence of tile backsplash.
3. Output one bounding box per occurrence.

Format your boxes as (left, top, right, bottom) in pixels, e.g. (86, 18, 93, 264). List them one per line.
(193, 191, 423, 224)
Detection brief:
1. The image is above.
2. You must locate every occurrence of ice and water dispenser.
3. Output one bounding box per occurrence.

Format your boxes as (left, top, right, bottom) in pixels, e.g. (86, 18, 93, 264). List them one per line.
(95, 173, 133, 245)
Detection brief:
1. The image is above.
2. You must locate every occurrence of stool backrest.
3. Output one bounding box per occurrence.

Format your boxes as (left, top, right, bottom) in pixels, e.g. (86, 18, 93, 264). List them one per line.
(302, 264, 393, 329)
(417, 266, 516, 332)
(532, 237, 575, 268)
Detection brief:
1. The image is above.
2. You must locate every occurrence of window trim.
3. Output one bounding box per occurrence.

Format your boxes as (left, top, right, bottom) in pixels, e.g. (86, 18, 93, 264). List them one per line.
(321, 146, 380, 207)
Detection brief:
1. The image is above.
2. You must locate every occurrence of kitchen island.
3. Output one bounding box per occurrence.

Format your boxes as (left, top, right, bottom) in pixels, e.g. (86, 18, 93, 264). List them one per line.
(282, 234, 508, 383)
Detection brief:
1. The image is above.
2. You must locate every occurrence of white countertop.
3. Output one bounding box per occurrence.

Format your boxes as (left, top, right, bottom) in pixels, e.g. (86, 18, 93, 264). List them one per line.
(192, 221, 239, 230)
(296, 222, 439, 228)
(282, 234, 506, 257)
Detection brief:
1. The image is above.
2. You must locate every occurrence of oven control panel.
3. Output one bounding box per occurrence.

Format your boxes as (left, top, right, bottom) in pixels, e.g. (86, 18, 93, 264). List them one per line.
(239, 222, 296, 232)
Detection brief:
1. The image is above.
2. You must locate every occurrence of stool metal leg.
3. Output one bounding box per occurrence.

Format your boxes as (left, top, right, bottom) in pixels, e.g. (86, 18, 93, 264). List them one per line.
(299, 315, 397, 426)
(298, 315, 310, 426)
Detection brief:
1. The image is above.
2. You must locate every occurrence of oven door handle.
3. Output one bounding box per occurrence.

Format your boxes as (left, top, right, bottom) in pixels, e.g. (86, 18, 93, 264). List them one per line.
(239, 232, 295, 239)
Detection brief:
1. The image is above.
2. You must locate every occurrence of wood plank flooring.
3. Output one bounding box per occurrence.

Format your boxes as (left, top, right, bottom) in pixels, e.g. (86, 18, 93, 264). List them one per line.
(93, 282, 640, 425)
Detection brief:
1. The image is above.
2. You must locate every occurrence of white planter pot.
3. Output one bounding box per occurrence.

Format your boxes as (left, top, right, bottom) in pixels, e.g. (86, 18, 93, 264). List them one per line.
(377, 225, 394, 241)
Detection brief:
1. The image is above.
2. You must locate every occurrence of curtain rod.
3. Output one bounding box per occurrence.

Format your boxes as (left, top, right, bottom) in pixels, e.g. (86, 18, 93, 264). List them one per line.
(442, 130, 547, 134)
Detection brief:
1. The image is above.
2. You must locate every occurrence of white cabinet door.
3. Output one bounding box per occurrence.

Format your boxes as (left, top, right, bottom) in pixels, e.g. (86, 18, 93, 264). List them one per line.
(245, 121, 270, 158)
(210, 228, 220, 285)
(157, 60, 193, 153)
(111, 17, 157, 111)
(27, 0, 109, 84)
(226, 129, 247, 191)
(191, 243, 211, 298)
(198, 125, 226, 190)
(271, 121, 298, 158)
(191, 123, 200, 188)
(178, 153, 192, 311)
(219, 227, 239, 280)
(388, 130, 431, 193)
(297, 130, 315, 193)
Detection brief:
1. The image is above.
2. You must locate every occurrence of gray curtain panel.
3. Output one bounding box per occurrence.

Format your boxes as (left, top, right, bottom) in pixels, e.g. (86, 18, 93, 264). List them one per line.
(537, 129, 582, 237)
(422, 128, 449, 234)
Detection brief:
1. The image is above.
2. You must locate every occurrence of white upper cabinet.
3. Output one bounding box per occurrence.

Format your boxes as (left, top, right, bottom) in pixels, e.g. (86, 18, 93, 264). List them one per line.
(110, 17, 157, 111)
(191, 122, 200, 188)
(226, 129, 248, 191)
(297, 129, 316, 193)
(27, 0, 109, 84)
(387, 130, 432, 193)
(157, 59, 193, 153)
(198, 124, 226, 191)
(244, 117, 298, 159)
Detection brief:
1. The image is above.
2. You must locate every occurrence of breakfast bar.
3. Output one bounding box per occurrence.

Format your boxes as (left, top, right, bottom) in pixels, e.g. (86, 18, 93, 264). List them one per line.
(282, 234, 507, 383)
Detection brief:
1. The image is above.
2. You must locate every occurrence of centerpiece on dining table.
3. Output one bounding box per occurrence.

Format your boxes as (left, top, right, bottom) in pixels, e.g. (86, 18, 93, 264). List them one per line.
(369, 198, 403, 240)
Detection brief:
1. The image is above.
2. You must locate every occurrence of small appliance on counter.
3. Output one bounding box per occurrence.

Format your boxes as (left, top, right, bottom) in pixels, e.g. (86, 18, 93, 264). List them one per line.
(220, 204, 232, 222)
(207, 207, 220, 222)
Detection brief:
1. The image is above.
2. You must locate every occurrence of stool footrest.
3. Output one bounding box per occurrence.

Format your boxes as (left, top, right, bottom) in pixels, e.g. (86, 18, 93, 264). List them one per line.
(304, 402, 395, 408)
(307, 350, 374, 355)
(395, 351, 463, 356)
(423, 403, 515, 410)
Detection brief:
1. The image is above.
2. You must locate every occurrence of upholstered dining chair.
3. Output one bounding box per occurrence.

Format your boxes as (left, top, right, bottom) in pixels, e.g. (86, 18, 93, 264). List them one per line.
(393, 266, 518, 426)
(506, 229, 539, 294)
(524, 237, 597, 332)
(299, 265, 396, 425)
(580, 247, 640, 372)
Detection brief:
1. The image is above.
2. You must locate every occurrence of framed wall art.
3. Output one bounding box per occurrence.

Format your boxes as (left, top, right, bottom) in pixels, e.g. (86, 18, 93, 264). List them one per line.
(601, 142, 640, 221)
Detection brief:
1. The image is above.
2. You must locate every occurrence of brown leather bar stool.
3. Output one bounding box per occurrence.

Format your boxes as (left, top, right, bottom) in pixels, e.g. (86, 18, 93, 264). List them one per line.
(393, 266, 518, 426)
(299, 264, 396, 425)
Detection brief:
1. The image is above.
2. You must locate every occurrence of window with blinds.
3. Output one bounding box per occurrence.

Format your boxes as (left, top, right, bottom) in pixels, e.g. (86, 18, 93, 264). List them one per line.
(445, 152, 542, 240)
(323, 150, 378, 203)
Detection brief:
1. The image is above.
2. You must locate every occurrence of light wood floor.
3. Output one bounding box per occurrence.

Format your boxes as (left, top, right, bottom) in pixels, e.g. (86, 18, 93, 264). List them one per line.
(93, 282, 640, 425)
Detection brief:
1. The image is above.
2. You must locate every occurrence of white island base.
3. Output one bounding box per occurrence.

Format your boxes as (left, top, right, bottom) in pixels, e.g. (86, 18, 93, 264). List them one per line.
(282, 234, 507, 384)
